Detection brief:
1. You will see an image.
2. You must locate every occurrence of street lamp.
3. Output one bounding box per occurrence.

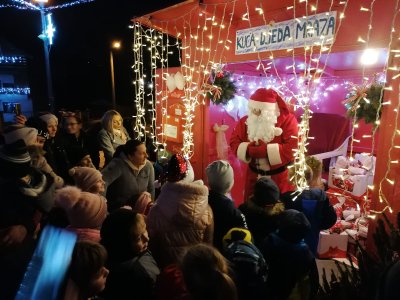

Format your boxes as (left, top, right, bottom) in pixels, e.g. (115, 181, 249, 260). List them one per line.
(110, 41, 121, 109)
(35, 0, 55, 112)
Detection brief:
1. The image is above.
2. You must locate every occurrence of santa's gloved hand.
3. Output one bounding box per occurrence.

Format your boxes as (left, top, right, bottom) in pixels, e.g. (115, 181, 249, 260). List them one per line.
(247, 140, 267, 158)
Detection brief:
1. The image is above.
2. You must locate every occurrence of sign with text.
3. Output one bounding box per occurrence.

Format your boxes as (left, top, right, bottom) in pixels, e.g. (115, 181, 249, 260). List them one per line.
(236, 11, 336, 55)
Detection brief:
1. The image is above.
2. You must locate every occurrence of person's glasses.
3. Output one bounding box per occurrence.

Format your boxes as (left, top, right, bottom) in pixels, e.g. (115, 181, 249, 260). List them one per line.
(66, 123, 78, 127)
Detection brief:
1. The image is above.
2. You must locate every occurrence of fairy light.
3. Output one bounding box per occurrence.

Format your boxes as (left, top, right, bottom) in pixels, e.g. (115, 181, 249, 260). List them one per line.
(0, 56, 27, 64)
(132, 23, 146, 140)
(0, 87, 30, 94)
(7, 0, 94, 11)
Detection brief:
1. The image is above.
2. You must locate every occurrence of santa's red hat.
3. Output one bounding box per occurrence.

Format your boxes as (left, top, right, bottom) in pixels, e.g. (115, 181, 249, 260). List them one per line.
(248, 88, 289, 114)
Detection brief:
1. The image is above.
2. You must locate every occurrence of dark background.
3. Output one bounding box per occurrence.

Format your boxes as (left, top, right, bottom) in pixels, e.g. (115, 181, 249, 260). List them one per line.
(0, 0, 183, 116)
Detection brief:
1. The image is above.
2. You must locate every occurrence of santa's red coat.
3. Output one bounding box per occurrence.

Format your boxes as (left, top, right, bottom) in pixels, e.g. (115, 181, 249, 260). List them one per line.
(230, 113, 299, 200)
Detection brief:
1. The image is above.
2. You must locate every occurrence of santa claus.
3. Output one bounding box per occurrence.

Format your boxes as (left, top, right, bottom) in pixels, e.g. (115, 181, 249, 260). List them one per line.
(230, 88, 298, 200)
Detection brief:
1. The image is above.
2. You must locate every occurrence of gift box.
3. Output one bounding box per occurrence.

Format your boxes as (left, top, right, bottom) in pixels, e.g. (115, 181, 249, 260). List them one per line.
(317, 231, 349, 259)
(328, 155, 375, 197)
(328, 167, 374, 197)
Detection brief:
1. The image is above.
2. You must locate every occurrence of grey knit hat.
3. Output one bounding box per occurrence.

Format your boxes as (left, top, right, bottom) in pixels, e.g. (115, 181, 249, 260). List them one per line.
(206, 160, 234, 194)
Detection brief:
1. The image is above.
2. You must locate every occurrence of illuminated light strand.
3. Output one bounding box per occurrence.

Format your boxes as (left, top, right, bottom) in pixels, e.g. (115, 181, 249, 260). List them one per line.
(43, 0, 95, 11)
(348, 0, 380, 216)
(147, 27, 159, 151)
(171, 2, 235, 158)
(288, 0, 348, 192)
(9, 0, 95, 11)
(10, 0, 39, 10)
(376, 82, 400, 216)
(0, 4, 30, 10)
(132, 23, 147, 140)
(0, 56, 27, 64)
(0, 87, 30, 94)
(365, 0, 400, 215)
(157, 19, 173, 158)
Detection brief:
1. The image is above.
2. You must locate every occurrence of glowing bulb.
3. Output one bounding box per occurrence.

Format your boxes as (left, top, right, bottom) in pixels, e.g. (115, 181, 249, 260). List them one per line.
(360, 49, 379, 65)
(112, 41, 121, 49)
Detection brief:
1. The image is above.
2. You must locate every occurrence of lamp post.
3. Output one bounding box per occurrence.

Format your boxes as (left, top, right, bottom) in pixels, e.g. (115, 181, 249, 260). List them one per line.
(35, 0, 55, 112)
(110, 41, 120, 109)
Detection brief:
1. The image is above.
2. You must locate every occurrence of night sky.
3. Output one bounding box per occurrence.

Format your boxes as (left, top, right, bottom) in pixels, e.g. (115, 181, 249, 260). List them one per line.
(0, 0, 183, 115)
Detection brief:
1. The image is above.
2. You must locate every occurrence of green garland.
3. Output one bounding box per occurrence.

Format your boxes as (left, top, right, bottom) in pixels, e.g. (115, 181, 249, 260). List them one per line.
(344, 83, 384, 126)
(207, 71, 237, 105)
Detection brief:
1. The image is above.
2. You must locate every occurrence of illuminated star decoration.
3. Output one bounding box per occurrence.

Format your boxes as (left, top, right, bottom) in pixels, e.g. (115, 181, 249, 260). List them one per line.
(45, 13, 55, 45)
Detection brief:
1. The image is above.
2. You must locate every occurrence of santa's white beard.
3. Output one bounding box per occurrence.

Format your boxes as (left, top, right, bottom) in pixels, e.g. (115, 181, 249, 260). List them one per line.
(246, 110, 279, 143)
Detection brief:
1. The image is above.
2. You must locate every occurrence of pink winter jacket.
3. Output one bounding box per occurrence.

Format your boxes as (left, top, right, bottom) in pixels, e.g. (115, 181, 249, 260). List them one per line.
(147, 180, 214, 268)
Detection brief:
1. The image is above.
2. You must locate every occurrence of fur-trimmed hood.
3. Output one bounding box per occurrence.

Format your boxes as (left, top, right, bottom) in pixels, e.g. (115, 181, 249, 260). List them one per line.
(150, 181, 209, 225)
(239, 198, 285, 217)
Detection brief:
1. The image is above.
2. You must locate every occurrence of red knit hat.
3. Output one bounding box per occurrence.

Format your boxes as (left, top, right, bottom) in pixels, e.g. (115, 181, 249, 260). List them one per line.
(248, 88, 289, 114)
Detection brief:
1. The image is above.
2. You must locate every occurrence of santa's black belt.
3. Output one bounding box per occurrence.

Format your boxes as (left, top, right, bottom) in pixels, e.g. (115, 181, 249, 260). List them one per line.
(248, 163, 289, 176)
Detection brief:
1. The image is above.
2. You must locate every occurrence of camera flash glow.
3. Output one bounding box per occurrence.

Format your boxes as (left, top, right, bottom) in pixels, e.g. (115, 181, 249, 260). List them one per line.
(360, 49, 379, 65)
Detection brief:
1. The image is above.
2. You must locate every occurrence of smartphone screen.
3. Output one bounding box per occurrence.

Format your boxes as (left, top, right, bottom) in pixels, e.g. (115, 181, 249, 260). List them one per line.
(14, 103, 21, 116)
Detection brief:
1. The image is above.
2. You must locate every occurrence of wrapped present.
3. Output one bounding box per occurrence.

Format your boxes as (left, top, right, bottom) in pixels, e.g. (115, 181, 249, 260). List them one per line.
(354, 153, 376, 173)
(328, 155, 375, 197)
(327, 189, 360, 212)
(327, 187, 370, 215)
(328, 167, 374, 197)
(318, 231, 349, 259)
(329, 220, 355, 234)
(343, 208, 361, 221)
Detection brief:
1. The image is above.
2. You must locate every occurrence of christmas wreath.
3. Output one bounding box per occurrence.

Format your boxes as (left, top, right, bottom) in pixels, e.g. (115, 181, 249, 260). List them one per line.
(204, 71, 237, 105)
(343, 83, 384, 126)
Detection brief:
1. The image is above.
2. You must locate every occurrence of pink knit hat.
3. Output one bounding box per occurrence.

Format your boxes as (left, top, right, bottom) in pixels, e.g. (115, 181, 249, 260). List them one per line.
(69, 167, 102, 192)
(56, 186, 107, 228)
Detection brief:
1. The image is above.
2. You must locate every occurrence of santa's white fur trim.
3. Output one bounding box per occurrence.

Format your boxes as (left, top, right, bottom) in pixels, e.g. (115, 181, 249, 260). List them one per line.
(267, 143, 282, 166)
(237, 142, 251, 163)
(248, 100, 278, 112)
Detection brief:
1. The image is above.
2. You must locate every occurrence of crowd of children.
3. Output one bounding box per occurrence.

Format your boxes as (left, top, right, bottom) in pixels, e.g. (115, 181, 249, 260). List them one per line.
(0, 109, 374, 300)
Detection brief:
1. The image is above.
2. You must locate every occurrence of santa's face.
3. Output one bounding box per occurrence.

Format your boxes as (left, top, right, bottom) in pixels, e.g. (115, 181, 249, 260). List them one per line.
(246, 107, 279, 143)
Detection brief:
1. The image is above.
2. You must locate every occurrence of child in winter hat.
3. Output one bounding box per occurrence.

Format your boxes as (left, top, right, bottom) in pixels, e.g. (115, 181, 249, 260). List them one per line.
(166, 153, 202, 184)
(277, 209, 311, 243)
(2, 124, 38, 146)
(55, 186, 108, 242)
(69, 167, 105, 194)
(0, 139, 32, 178)
(3, 124, 64, 188)
(206, 160, 234, 195)
(39, 113, 58, 126)
(253, 177, 281, 207)
(238, 177, 284, 248)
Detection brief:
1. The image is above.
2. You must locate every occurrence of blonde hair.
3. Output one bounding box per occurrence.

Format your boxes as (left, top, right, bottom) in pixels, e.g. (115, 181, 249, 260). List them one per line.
(181, 244, 238, 300)
(288, 164, 313, 185)
(101, 110, 122, 133)
(305, 156, 322, 179)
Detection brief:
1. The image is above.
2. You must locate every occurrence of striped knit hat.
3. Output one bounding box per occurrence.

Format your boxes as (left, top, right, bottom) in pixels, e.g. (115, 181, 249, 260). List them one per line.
(0, 139, 31, 178)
